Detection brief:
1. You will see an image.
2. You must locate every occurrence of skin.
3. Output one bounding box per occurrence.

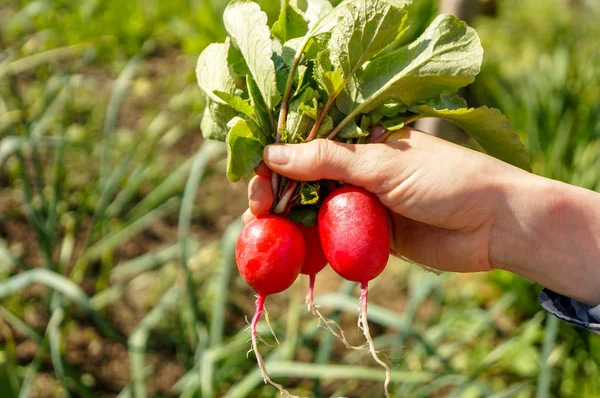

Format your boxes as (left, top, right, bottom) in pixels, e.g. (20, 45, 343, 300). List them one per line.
(244, 127, 600, 307)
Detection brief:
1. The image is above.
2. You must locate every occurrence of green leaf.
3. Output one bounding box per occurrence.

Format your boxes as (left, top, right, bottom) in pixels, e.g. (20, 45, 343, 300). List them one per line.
(314, 50, 345, 99)
(336, 13, 483, 117)
(287, 87, 320, 143)
(328, 0, 409, 77)
(421, 94, 467, 110)
(294, 65, 309, 96)
(223, 0, 281, 109)
(416, 98, 531, 171)
(287, 206, 318, 226)
(297, 100, 319, 120)
(214, 91, 255, 117)
(196, 40, 236, 104)
(228, 44, 251, 76)
(316, 115, 334, 137)
(306, 0, 333, 29)
(272, 40, 291, 95)
(201, 99, 237, 141)
(309, 0, 367, 37)
(382, 101, 408, 116)
(380, 117, 405, 131)
(300, 183, 320, 205)
(338, 119, 369, 139)
(272, 0, 308, 43)
(247, 75, 274, 137)
(226, 118, 267, 182)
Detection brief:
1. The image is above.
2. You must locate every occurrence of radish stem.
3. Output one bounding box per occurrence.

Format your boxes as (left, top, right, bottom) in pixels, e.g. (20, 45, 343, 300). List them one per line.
(359, 282, 391, 398)
(306, 274, 366, 351)
(273, 180, 299, 214)
(272, 37, 311, 203)
(250, 295, 303, 398)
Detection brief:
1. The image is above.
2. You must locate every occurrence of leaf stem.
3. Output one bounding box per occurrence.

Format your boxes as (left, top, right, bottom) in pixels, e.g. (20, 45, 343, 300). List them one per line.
(272, 36, 311, 202)
(403, 113, 423, 126)
(328, 102, 368, 140)
(330, 109, 424, 141)
(273, 180, 299, 214)
(306, 95, 335, 141)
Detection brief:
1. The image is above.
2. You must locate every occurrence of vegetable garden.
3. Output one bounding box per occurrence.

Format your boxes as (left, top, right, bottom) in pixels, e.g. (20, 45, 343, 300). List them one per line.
(0, 0, 599, 397)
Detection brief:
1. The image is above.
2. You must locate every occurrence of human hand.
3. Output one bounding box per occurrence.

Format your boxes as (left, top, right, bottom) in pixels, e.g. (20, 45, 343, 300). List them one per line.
(243, 126, 531, 274)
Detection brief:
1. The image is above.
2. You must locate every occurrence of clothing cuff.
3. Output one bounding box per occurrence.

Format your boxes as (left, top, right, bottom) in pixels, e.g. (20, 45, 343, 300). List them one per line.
(540, 288, 600, 334)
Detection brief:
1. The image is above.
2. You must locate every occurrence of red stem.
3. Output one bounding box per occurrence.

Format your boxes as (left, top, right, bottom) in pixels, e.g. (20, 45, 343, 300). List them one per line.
(360, 281, 368, 313)
(308, 274, 316, 305)
(273, 180, 299, 214)
(251, 295, 265, 334)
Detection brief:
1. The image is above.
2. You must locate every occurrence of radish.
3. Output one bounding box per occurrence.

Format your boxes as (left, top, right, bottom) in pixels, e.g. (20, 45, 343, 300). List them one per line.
(236, 215, 305, 396)
(318, 185, 392, 397)
(297, 222, 366, 351)
(296, 222, 328, 304)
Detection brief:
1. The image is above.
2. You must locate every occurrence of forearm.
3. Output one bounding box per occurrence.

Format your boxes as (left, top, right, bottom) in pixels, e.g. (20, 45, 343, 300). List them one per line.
(491, 173, 600, 306)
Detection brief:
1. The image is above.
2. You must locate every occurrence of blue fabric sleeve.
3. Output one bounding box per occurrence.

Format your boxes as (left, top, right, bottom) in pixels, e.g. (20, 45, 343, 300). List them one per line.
(540, 289, 600, 334)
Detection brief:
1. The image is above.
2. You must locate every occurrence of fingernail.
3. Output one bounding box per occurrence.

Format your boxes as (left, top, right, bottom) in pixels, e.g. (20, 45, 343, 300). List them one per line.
(264, 145, 291, 165)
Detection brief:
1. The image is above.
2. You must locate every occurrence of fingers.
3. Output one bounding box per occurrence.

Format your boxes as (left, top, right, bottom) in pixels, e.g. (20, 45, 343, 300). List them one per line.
(242, 208, 255, 224)
(263, 138, 391, 188)
(248, 174, 273, 217)
(254, 161, 272, 178)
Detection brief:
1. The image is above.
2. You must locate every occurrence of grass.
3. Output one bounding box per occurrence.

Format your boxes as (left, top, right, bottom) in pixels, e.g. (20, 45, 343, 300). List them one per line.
(0, 0, 599, 397)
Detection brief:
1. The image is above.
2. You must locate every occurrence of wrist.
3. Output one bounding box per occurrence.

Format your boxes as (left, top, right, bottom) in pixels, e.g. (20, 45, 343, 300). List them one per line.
(490, 172, 600, 306)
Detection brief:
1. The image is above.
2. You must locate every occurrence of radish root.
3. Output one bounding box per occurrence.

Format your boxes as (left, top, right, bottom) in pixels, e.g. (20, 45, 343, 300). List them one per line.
(263, 305, 280, 345)
(359, 282, 391, 398)
(250, 296, 304, 398)
(306, 274, 366, 351)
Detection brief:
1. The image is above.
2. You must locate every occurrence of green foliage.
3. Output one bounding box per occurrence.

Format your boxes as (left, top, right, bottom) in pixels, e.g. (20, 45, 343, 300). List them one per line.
(199, 0, 528, 196)
(327, 0, 408, 77)
(226, 118, 269, 181)
(337, 14, 482, 116)
(272, 0, 308, 43)
(416, 96, 531, 170)
(195, 41, 237, 104)
(223, 0, 281, 110)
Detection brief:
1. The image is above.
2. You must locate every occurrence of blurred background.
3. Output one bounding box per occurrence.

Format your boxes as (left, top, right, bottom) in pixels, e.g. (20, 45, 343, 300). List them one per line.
(1, 0, 599, 397)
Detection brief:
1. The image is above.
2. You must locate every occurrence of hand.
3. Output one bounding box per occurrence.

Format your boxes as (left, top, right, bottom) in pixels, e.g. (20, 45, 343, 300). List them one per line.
(244, 127, 529, 274)
(243, 127, 600, 306)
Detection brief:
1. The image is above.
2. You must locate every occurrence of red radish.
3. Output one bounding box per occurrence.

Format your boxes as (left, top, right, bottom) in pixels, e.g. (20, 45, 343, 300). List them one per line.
(318, 185, 392, 398)
(236, 215, 305, 396)
(297, 223, 328, 277)
(297, 222, 364, 350)
(296, 222, 327, 312)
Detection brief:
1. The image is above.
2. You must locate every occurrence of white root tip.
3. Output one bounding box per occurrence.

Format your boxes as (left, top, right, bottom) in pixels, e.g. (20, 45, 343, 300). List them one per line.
(263, 306, 280, 345)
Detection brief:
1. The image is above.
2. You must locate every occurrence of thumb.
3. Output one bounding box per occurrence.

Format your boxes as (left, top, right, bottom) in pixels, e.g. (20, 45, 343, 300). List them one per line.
(263, 139, 384, 187)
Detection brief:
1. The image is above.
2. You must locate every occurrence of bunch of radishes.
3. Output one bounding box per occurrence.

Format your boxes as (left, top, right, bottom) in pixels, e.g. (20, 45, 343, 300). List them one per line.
(237, 184, 392, 397)
(195, 0, 528, 394)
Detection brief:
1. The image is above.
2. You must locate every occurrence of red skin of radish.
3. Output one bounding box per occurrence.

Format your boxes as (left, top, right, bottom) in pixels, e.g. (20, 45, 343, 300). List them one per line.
(236, 215, 306, 396)
(236, 215, 305, 296)
(318, 185, 390, 283)
(296, 223, 328, 276)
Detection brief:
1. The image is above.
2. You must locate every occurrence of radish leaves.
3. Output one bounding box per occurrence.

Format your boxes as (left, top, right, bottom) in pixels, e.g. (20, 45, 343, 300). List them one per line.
(416, 96, 531, 170)
(197, 0, 531, 182)
(223, 1, 281, 110)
